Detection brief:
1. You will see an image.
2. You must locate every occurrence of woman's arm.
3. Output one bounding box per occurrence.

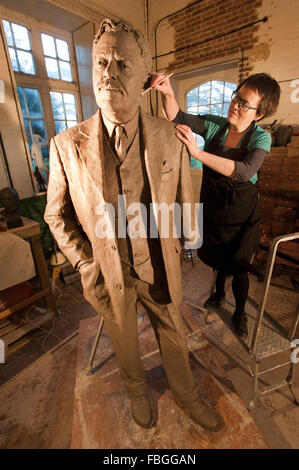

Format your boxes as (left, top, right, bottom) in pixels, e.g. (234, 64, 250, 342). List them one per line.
(175, 124, 268, 180)
(150, 73, 206, 134)
(175, 124, 236, 178)
(233, 148, 267, 181)
(150, 73, 179, 121)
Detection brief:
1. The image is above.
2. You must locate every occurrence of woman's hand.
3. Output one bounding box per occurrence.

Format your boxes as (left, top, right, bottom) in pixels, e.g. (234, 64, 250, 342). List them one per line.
(175, 124, 202, 160)
(150, 73, 173, 95)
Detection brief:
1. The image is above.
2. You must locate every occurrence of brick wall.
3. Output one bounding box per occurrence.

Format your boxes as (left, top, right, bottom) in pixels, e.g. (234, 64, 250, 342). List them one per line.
(166, 0, 263, 82)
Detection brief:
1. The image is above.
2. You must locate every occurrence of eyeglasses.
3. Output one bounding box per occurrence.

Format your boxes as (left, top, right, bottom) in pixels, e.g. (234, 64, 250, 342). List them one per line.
(231, 91, 259, 113)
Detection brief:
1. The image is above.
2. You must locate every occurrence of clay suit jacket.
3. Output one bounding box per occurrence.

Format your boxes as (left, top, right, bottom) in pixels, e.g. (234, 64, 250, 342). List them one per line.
(45, 108, 197, 331)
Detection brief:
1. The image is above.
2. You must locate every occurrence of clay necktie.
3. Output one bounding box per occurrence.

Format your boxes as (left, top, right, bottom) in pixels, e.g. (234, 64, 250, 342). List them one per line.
(114, 125, 128, 161)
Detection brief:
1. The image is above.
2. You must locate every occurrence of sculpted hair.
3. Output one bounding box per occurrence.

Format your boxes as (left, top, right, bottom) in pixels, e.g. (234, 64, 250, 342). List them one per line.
(93, 18, 152, 75)
(237, 73, 280, 118)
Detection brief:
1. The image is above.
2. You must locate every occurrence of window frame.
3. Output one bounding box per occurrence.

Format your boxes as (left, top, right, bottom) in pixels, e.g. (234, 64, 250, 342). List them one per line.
(2, 19, 36, 75)
(49, 88, 80, 134)
(41, 32, 73, 82)
(2, 11, 82, 146)
(16, 85, 48, 144)
(185, 79, 236, 118)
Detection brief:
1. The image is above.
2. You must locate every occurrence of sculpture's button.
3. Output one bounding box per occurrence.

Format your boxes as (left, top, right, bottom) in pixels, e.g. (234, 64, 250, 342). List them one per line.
(115, 282, 122, 290)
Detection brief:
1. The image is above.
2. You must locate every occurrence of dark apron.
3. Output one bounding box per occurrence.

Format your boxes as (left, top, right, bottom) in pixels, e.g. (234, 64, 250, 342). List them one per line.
(197, 121, 260, 274)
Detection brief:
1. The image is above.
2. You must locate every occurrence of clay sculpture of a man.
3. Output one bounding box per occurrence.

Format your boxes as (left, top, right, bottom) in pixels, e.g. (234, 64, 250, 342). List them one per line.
(45, 18, 220, 431)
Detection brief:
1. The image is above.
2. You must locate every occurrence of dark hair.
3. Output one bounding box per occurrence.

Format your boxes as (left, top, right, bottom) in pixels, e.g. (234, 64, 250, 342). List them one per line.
(236, 73, 280, 118)
(93, 18, 152, 75)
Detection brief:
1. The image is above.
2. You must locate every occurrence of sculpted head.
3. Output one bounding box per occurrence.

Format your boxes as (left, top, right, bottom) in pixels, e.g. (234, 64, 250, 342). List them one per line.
(0, 187, 20, 214)
(92, 19, 152, 122)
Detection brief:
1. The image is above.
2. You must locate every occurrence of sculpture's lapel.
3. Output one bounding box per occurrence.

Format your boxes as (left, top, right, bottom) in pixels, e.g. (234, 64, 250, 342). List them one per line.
(74, 109, 106, 197)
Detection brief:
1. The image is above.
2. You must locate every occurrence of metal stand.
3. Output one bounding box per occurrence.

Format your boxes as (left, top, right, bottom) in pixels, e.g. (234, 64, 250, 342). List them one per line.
(87, 317, 104, 374)
(199, 232, 299, 411)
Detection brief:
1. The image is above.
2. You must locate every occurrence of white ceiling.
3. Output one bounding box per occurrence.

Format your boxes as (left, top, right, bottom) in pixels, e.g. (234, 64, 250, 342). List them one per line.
(0, 0, 87, 31)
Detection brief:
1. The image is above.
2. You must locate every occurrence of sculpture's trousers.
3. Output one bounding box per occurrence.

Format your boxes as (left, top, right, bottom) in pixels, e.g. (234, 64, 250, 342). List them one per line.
(102, 274, 198, 404)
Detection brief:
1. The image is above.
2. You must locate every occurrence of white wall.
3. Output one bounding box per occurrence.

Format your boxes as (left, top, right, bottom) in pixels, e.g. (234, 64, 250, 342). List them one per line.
(250, 0, 299, 126)
(47, 0, 145, 31)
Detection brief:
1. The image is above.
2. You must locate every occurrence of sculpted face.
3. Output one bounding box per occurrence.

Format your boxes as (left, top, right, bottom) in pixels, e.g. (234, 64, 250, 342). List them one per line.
(93, 31, 148, 122)
(0, 188, 19, 214)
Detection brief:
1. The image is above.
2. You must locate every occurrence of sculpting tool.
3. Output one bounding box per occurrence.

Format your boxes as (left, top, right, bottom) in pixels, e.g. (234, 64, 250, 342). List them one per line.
(141, 72, 174, 96)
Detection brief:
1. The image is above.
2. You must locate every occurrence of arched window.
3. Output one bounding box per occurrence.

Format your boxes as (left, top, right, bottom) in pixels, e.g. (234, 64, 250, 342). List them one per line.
(186, 80, 236, 168)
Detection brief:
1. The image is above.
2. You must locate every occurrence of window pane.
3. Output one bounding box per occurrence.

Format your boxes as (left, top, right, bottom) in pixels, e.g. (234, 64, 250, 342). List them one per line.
(24, 119, 32, 143)
(198, 105, 210, 115)
(50, 92, 65, 119)
(17, 50, 35, 74)
(223, 102, 230, 117)
(191, 154, 203, 169)
(224, 82, 236, 102)
(65, 102, 77, 120)
(211, 103, 223, 115)
(41, 147, 49, 163)
(41, 33, 56, 58)
(186, 106, 198, 115)
(8, 47, 19, 71)
(3, 20, 14, 46)
(190, 157, 196, 169)
(11, 23, 30, 50)
(56, 39, 70, 61)
(59, 60, 72, 81)
(17, 87, 27, 116)
(45, 57, 59, 79)
(195, 134, 204, 151)
(211, 81, 224, 104)
(24, 88, 42, 118)
(198, 82, 211, 105)
(31, 120, 47, 140)
(63, 93, 75, 104)
(55, 120, 67, 134)
(187, 87, 198, 107)
(67, 120, 77, 128)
